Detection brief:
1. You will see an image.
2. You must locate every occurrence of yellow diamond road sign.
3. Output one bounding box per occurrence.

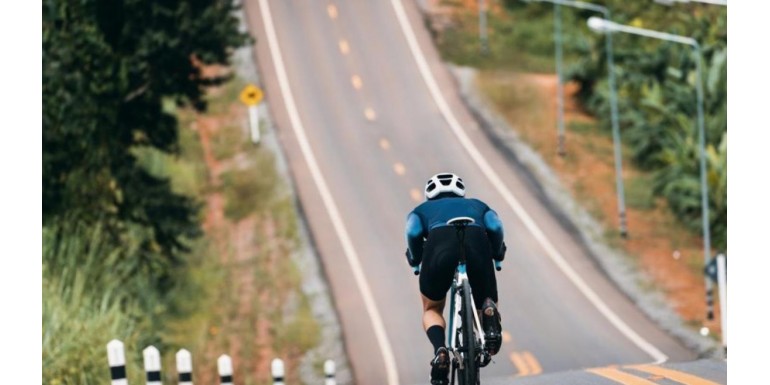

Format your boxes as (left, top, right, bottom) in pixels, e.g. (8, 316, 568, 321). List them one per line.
(240, 84, 263, 106)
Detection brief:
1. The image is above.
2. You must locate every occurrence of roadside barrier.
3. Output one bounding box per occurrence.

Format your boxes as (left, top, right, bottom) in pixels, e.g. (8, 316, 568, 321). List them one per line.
(271, 358, 285, 385)
(106, 340, 336, 384)
(143, 346, 162, 385)
(218, 355, 233, 385)
(107, 340, 128, 385)
(176, 349, 193, 385)
(324, 359, 336, 385)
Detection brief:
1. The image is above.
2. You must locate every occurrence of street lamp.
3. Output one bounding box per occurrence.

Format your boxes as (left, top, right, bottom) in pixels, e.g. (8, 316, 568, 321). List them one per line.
(479, 0, 489, 54)
(587, 16, 713, 311)
(528, 0, 628, 237)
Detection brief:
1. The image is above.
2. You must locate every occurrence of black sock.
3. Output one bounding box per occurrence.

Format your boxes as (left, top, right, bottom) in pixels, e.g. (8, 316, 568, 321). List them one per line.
(426, 325, 446, 354)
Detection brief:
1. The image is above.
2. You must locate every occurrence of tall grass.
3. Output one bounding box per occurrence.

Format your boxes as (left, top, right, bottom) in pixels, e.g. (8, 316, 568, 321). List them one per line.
(43, 223, 147, 385)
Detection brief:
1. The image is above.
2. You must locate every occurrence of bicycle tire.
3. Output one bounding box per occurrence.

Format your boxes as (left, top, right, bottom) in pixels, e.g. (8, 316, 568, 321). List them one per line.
(461, 279, 478, 385)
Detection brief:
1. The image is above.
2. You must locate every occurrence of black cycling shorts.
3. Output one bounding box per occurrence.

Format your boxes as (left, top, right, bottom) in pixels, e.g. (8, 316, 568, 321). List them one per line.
(419, 225, 498, 308)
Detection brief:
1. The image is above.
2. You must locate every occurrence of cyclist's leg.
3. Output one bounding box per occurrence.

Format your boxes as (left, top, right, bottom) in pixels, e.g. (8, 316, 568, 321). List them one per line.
(420, 227, 460, 384)
(464, 227, 498, 308)
(420, 227, 457, 349)
(465, 227, 502, 355)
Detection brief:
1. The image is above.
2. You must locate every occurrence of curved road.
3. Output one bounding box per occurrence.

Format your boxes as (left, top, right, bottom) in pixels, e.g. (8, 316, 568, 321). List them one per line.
(243, 1, 708, 384)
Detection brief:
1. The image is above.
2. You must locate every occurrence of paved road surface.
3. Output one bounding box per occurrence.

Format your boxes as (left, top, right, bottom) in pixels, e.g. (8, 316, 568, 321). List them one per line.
(243, 1, 711, 384)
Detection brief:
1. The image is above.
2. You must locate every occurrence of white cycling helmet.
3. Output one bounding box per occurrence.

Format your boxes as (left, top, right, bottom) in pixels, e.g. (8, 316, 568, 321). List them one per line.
(424, 173, 466, 200)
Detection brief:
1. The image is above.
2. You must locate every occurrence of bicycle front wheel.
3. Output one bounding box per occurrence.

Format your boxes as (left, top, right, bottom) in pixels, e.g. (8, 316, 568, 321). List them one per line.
(461, 279, 478, 385)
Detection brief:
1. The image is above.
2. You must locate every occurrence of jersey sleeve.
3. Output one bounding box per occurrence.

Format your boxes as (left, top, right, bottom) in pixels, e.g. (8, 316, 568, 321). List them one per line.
(483, 209, 505, 259)
(405, 212, 426, 264)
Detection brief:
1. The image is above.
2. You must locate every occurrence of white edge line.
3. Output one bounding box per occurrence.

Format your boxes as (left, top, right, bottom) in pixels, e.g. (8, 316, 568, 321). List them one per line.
(257, 1, 401, 383)
(388, 0, 668, 364)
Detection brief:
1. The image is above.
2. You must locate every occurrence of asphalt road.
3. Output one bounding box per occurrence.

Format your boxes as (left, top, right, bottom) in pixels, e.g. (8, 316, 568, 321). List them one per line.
(243, 1, 714, 384)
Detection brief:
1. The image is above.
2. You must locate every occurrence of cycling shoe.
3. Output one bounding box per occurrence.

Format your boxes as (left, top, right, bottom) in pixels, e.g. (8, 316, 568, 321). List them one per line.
(482, 298, 502, 356)
(430, 347, 450, 385)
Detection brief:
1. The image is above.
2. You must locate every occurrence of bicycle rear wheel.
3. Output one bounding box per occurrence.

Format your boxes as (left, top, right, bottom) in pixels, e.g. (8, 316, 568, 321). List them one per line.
(460, 279, 478, 385)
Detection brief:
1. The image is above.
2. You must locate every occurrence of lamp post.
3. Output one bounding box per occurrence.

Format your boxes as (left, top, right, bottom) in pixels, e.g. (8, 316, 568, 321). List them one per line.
(529, 0, 627, 237)
(587, 16, 713, 317)
(479, 0, 489, 54)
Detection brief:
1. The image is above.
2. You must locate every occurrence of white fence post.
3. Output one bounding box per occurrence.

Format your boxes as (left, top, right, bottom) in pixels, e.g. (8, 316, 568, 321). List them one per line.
(717, 253, 727, 356)
(218, 355, 233, 385)
(324, 360, 336, 385)
(107, 340, 129, 385)
(176, 349, 193, 385)
(271, 358, 285, 385)
(143, 346, 162, 385)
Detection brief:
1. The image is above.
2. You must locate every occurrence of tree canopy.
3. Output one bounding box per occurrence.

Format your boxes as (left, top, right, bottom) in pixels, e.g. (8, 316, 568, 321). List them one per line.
(43, 0, 248, 268)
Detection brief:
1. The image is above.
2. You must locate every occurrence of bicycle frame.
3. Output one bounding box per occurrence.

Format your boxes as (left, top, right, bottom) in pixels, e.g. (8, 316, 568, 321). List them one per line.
(447, 262, 486, 366)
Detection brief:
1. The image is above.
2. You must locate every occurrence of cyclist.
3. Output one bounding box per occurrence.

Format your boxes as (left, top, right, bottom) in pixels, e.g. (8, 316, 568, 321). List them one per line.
(405, 172, 506, 385)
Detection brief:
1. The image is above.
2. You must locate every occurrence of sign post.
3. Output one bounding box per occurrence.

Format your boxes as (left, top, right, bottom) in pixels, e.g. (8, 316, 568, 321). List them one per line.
(239, 84, 264, 144)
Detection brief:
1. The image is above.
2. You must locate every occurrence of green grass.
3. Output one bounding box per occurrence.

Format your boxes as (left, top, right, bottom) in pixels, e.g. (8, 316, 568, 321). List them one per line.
(432, 1, 590, 73)
(212, 124, 246, 161)
(220, 148, 278, 222)
(625, 174, 656, 210)
(206, 77, 245, 115)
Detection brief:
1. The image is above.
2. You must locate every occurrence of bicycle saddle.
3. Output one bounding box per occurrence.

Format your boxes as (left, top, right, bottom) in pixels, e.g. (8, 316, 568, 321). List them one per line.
(447, 217, 475, 227)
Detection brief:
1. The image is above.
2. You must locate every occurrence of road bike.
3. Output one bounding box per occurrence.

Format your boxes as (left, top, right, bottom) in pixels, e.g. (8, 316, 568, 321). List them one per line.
(414, 216, 502, 385)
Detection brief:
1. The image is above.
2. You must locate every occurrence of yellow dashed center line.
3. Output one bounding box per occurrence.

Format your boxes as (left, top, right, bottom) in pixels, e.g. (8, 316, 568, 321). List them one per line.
(510, 352, 530, 377)
(379, 138, 390, 150)
(511, 351, 541, 377)
(522, 352, 542, 375)
(364, 107, 377, 121)
(338, 39, 349, 54)
(627, 364, 721, 385)
(351, 75, 363, 89)
(587, 367, 658, 385)
(410, 189, 422, 202)
(327, 4, 338, 19)
(393, 162, 406, 176)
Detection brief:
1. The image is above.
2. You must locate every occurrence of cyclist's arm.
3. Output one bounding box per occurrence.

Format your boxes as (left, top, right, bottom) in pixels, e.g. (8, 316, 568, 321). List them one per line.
(483, 210, 506, 261)
(405, 212, 425, 266)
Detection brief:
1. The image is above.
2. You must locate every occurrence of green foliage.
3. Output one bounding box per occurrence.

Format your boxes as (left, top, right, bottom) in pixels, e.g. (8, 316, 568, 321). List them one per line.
(43, 0, 249, 262)
(560, 1, 727, 250)
(43, 2, 248, 382)
(434, 1, 727, 250)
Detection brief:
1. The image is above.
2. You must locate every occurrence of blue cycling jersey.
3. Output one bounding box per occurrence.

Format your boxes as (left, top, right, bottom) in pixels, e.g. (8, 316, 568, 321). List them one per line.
(405, 196, 505, 264)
